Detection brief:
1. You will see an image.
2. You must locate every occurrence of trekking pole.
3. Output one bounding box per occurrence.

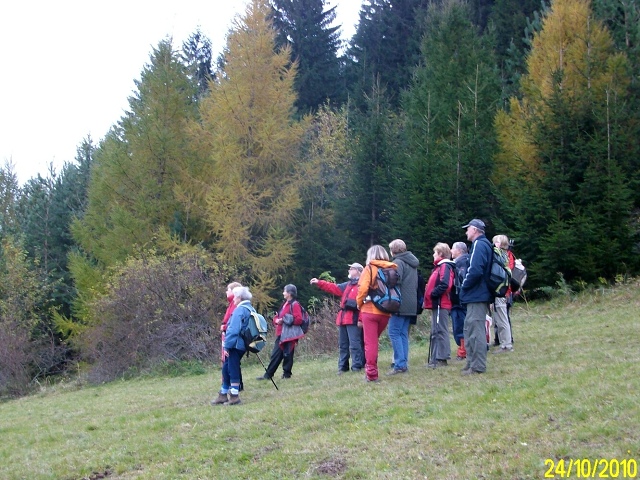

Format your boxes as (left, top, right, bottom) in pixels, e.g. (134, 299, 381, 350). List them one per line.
(255, 352, 278, 390)
(427, 306, 437, 366)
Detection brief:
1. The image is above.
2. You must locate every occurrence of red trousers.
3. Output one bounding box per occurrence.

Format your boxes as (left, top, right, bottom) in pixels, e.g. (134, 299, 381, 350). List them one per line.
(361, 312, 390, 381)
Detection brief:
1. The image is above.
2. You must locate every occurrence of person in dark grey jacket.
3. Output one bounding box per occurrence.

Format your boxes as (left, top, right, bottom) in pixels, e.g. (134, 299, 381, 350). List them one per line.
(459, 219, 493, 375)
(386, 239, 419, 374)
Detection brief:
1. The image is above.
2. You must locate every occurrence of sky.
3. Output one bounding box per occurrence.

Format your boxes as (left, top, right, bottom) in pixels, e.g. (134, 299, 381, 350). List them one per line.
(0, 1, 362, 185)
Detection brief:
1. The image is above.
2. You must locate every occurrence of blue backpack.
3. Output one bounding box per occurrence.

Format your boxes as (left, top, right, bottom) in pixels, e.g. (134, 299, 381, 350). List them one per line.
(368, 265, 402, 313)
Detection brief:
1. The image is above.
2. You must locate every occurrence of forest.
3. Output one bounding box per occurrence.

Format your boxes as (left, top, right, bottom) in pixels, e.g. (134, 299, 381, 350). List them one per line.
(1, 0, 638, 395)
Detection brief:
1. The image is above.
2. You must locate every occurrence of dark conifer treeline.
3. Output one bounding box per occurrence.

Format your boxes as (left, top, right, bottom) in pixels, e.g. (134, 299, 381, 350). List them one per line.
(2, 0, 638, 392)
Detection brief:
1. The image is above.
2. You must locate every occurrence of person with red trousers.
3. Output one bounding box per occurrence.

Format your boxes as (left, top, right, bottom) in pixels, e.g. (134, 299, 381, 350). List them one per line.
(310, 263, 364, 374)
(356, 245, 397, 383)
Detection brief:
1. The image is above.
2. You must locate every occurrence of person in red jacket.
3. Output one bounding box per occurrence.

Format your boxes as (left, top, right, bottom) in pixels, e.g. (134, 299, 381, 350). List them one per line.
(424, 242, 455, 368)
(221, 281, 243, 366)
(310, 263, 364, 374)
(257, 284, 304, 380)
(356, 245, 397, 382)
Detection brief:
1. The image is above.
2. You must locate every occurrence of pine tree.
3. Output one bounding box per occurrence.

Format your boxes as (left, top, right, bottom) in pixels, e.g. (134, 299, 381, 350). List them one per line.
(187, 0, 307, 307)
(271, 0, 344, 113)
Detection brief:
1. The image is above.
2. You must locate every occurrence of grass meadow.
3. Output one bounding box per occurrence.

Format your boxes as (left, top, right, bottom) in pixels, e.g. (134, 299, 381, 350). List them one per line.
(1, 283, 639, 479)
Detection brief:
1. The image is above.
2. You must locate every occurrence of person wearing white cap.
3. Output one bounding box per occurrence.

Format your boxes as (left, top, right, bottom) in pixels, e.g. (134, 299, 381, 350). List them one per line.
(459, 218, 493, 375)
(310, 263, 365, 374)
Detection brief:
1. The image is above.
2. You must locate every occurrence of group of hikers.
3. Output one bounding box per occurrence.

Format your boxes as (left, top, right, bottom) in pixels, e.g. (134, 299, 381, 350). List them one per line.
(211, 218, 519, 406)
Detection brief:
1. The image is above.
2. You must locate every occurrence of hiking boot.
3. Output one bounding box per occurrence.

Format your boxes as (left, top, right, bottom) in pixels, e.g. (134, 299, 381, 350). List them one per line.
(437, 359, 448, 366)
(224, 394, 242, 406)
(461, 369, 482, 376)
(365, 377, 380, 383)
(385, 368, 406, 376)
(281, 374, 291, 379)
(210, 393, 228, 405)
(256, 375, 270, 381)
(492, 347, 513, 354)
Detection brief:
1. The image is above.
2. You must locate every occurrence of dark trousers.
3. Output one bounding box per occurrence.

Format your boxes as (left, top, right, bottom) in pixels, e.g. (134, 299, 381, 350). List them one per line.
(451, 304, 466, 346)
(338, 324, 364, 371)
(264, 336, 295, 378)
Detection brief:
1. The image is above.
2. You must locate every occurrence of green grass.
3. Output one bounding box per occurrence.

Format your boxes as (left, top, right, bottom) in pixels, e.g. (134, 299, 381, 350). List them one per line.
(2, 283, 639, 479)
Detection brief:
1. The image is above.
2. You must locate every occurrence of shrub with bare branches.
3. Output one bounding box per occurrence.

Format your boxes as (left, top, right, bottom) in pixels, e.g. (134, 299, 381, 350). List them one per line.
(295, 297, 340, 358)
(81, 251, 228, 383)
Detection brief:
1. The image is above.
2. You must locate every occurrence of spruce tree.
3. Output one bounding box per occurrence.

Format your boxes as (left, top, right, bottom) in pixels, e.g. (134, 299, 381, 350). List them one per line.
(271, 0, 344, 113)
(494, 0, 636, 285)
(399, 0, 500, 252)
(72, 39, 197, 267)
(345, 0, 428, 109)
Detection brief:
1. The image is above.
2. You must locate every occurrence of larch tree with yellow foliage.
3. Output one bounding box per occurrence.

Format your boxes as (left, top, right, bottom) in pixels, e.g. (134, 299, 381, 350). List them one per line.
(494, 0, 636, 285)
(185, 0, 307, 308)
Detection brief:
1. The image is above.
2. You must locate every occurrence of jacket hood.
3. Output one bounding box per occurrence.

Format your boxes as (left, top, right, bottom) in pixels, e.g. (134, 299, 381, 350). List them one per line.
(435, 258, 455, 267)
(393, 251, 420, 268)
(369, 259, 397, 269)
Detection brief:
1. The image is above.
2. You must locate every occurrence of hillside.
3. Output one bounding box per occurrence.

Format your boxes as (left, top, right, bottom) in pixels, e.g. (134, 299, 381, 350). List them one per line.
(1, 283, 639, 479)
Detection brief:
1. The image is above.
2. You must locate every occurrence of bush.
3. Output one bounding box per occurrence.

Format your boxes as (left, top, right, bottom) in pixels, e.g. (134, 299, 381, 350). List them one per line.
(295, 297, 340, 358)
(81, 251, 227, 383)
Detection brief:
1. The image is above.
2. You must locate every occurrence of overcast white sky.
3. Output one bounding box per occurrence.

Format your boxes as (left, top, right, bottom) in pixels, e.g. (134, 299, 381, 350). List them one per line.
(0, 1, 362, 185)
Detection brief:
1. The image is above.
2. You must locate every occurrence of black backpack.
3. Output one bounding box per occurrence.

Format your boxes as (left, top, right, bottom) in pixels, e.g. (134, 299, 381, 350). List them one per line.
(483, 240, 512, 298)
(450, 257, 469, 305)
(416, 271, 426, 315)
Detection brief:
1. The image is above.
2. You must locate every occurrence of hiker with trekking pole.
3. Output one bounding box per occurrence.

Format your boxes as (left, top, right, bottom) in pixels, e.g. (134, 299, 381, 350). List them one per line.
(257, 284, 305, 382)
(423, 242, 455, 369)
(211, 286, 254, 406)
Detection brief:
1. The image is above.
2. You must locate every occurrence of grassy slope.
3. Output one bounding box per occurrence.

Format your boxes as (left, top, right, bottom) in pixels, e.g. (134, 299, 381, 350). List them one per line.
(1, 283, 639, 479)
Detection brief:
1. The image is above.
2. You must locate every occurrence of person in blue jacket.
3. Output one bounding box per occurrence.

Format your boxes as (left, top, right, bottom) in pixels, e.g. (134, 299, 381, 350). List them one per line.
(211, 286, 253, 406)
(458, 219, 493, 375)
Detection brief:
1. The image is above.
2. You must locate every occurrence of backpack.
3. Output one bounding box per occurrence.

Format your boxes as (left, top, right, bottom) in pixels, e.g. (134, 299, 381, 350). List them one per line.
(368, 265, 402, 314)
(239, 305, 268, 354)
(450, 256, 469, 305)
(484, 241, 512, 298)
(510, 258, 527, 293)
(289, 301, 311, 334)
(416, 271, 426, 315)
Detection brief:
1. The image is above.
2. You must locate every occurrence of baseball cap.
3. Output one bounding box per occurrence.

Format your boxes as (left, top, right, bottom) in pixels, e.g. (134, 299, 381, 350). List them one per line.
(462, 218, 485, 232)
(347, 263, 364, 272)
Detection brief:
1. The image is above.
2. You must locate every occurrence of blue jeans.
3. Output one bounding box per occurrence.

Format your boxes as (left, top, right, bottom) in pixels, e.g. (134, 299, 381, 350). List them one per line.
(388, 315, 411, 370)
(222, 348, 244, 389)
